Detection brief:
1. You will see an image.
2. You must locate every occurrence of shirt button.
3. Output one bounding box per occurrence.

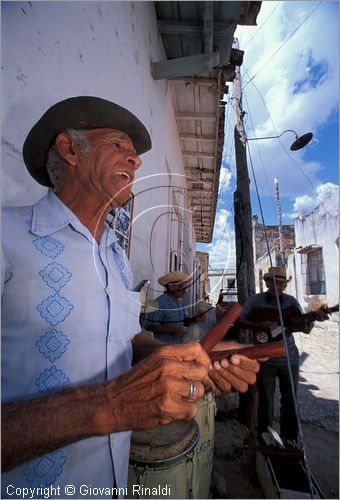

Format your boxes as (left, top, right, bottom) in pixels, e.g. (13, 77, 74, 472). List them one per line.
(108, 335, 113, 342)
(105, 287, 112, 294)
(110, 436, 115, 445)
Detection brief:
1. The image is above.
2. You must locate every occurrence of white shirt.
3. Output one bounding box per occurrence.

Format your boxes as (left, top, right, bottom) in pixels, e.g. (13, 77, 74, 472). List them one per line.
(1, 192, 141, 498)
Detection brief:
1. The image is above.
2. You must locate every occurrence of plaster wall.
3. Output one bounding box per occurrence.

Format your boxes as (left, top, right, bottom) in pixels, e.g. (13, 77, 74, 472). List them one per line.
(1, 1, 195, 295)
(294, 191, 339, 311)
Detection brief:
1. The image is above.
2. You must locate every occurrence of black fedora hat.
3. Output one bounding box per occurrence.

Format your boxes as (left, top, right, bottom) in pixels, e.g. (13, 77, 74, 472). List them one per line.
(22, 96, 152, 187)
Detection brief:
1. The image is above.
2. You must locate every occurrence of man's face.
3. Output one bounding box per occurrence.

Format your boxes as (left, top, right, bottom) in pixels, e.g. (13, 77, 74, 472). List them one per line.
(74, 128, 142, 209)
(265, 278, 287, 295)
(168, 283, 188, 298)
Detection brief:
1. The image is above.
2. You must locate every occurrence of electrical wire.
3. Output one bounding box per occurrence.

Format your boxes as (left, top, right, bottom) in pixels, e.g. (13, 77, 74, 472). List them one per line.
(243, 1, 322, 90)
(242, 1, 282, 50)
(246, 143, 317, 499)
(242, 67, 316, 192)
(241, 78, 278, 215)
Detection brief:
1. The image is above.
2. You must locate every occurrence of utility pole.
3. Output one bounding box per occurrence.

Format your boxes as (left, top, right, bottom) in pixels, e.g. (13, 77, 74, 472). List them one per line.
(274, 177, 285, 267)
(232, 38, 255, 303)
(232, 39, 256, 434)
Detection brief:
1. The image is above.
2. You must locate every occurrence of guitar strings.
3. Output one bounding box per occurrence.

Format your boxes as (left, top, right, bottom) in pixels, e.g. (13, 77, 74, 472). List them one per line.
(246, 143, 316, 499)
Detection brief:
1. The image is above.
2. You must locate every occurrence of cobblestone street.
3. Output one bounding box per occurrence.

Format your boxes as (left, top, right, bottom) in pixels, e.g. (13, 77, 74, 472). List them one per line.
(294, 320, 339, 498)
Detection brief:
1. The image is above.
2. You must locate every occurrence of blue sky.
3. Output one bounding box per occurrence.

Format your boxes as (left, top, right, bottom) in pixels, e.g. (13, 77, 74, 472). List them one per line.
(197, 0, 339, 269)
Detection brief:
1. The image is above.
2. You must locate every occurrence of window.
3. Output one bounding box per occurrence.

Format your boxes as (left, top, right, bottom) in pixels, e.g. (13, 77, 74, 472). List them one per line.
(111, 195, 134, 256)
(302, 248, 326, 295)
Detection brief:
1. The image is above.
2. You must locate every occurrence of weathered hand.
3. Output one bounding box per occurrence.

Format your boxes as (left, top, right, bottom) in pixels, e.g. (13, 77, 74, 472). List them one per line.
(314, 306, 330, 321)
(96, 343, 211, 434)
(260, 321, 278, 331)
(206, 342, 260, 395)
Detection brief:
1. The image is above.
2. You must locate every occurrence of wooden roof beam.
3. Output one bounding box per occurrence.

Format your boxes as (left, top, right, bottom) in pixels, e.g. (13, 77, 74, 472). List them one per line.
(179, 133, 216, 142)
(152, 52, 219, 80)
(183, 151, 215, 159)
(176, 112, 216, 121)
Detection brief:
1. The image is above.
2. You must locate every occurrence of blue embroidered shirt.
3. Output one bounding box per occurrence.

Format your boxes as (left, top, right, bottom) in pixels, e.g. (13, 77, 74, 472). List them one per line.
(1, 192, 142, 498)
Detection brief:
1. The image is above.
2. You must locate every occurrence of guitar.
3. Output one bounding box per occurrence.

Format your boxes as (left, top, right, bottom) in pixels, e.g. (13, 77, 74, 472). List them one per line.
(247, 304, 339, 344)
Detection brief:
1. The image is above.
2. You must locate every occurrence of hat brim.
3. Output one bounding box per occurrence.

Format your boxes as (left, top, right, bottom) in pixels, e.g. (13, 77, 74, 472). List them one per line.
(158, 272, 192, 286)
(23, 96, 152, 187)
(263, 273, 290, 282)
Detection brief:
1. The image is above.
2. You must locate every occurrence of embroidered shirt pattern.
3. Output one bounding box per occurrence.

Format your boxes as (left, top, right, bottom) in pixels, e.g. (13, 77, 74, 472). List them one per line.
(39, 262, 72, 292)
(35, 365, 70, 393)
(36, 329, 70, 362)
(33, 236, 65, 259)
(23, 450, 67, 488)
(37, 293, 74, 327)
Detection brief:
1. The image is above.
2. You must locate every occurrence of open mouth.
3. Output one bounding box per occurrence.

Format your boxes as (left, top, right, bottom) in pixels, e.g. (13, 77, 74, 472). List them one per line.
(113, 171, 132, 183)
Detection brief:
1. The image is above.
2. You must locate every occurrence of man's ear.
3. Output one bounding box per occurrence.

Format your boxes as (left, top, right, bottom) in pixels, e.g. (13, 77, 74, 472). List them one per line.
(54, 133, 78, 166)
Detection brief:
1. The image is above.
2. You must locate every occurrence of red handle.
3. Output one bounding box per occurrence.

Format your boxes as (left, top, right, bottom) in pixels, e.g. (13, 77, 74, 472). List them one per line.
(209, 341, 285, 362)
(199, 302, 242, 352)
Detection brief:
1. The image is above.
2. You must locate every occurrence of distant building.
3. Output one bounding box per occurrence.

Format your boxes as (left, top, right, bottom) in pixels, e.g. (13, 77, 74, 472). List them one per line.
(251, 192, 339, 315)
(208, 268, 237, 304)
(252, 219, 296, 293)
(196, 251, 210, 302)
(293, 190, 339, 312)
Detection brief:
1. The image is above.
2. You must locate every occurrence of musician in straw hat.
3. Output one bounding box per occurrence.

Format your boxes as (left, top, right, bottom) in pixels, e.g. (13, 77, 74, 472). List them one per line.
(238, 266, 329, 444)
(143, 271, 196, 344)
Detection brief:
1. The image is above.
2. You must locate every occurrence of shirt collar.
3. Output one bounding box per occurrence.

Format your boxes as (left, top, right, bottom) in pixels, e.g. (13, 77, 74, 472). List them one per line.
(31, 192, 119, 248)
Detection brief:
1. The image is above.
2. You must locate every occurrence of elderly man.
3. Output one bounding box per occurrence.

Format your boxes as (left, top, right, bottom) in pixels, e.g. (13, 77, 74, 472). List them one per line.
(238, 266, 329, 444)
(1, 96, 259, 498)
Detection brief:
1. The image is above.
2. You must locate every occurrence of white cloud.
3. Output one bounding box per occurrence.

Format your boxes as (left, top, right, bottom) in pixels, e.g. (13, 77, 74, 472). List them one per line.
(291, 194, 316, 215)
(218, 167, 233, 195)
(290, 182, 339, 217)
(205, 209, 236, 269)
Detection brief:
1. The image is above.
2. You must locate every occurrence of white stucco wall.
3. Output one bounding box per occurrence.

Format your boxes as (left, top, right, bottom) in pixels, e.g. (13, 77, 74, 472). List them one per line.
(2, 1, 196, 295)
(294, 191, 339, 311)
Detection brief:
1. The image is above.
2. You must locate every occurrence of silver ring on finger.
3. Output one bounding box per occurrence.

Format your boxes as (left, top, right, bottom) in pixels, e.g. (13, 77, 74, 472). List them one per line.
(186, 380, 197, 400)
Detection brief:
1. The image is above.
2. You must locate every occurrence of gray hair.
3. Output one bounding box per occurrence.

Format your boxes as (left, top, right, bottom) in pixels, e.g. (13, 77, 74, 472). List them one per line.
(45, 128, 90, 190)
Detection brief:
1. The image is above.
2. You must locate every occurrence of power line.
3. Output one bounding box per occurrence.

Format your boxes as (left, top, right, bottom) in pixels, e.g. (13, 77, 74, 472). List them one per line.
(242, 86, 278, 214)
(243, 1, 322, 89)
(243, 67, 316, 192)
(242, 1, 282, 50)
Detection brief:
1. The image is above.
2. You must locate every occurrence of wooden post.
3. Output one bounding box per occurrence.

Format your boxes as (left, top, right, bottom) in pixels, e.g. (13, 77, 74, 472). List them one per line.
(232, 39, 257, 435)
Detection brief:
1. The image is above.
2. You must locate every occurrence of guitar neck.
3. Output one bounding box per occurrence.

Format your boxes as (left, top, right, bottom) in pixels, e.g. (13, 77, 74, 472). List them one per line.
(291, 305, 338, 325)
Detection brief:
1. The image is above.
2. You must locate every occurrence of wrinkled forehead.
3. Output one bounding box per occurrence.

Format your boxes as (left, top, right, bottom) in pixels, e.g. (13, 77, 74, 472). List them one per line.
(83, 128, 136, 147)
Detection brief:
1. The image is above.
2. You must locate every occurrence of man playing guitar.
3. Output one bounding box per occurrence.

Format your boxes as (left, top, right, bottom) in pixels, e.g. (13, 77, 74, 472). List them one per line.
(237, 266, 331, 445)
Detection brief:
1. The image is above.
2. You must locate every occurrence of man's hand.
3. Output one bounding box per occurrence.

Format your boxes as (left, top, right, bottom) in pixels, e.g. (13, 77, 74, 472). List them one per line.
(205, 341, 260, 395)
(96, 343, 211, 434)
(2, 342, 211, 472)
(314, 306, 330, 321)
(259, 320, 278, 331)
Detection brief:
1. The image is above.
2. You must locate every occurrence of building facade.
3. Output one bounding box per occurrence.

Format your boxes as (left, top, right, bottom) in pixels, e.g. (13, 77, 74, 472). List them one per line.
(293, 190, 339, 312)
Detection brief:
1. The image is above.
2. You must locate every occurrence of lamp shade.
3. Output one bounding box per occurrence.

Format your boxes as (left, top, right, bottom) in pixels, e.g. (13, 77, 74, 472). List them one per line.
(290, 132, 313, 151)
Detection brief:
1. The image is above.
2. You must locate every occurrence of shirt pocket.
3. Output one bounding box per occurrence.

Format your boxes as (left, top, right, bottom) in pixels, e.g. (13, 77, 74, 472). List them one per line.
(112, 289, 141, 342)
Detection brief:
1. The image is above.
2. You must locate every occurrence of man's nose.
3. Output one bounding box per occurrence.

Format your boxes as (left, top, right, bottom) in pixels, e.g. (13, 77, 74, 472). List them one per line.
(126, 152, 142, 170)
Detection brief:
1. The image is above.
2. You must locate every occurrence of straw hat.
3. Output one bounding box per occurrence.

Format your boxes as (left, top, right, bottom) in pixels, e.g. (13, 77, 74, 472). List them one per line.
(263, 266, 291, 282)
(158, 271, 192, 286)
